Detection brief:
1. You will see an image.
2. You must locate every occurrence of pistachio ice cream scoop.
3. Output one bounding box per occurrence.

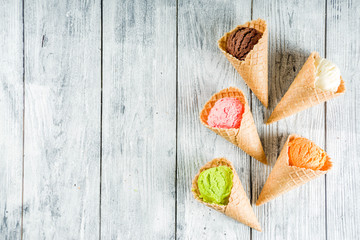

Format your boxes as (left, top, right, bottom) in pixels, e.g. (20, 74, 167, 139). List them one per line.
(192, 158, 262, 231)
(197, 166, 233, 205)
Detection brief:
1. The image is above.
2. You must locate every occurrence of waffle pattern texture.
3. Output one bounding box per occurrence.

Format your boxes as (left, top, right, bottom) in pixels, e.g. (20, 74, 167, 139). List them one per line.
(256, 134, 333, 206)
(267, 52, 346, 124)
(192, 158, 262, 231)
(200, 87, 267, 164)
(218, 19, 269, 107)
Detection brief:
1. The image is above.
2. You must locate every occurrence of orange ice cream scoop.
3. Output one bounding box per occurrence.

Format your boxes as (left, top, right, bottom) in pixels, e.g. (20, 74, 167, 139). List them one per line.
(288, 137, 328, 170)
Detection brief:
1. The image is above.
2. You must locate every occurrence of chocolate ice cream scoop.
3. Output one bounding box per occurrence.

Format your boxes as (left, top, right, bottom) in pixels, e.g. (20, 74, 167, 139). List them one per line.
(226, 27, 263, 61)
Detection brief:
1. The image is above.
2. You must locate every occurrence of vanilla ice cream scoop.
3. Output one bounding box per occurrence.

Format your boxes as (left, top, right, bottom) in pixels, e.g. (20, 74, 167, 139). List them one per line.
(314, 56, 341, 92)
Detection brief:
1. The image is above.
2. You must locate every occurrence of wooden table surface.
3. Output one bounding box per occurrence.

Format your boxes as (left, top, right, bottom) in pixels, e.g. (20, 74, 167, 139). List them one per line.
(1, 0, 359, 239)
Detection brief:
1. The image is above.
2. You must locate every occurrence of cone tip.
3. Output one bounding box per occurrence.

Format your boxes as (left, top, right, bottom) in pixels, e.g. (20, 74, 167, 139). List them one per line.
(248, 220, 262, 232)
(265, 116, 276, 125)
(255, 194, 267, 206)
(256, 150, 268, 165)
(252, 93, 268, 109)
(261, 99, 268, 108)
(257, 157, 268, 165)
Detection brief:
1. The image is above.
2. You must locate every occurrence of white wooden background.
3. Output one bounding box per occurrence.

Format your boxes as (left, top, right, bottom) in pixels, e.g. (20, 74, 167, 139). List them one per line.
(0, 0, 359, 239)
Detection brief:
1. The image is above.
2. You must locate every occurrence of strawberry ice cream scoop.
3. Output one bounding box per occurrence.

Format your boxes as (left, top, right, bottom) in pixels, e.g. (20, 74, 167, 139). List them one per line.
(207, 97, 244, 129)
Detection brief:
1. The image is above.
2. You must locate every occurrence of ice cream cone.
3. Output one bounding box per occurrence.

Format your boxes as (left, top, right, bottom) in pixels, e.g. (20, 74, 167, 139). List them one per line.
(266, 52, 346, 124)
(192, 158, 262, 231)
(256, 134, 332, 206)
(218, 19, 268, 107)
(200, 87, 267, 165)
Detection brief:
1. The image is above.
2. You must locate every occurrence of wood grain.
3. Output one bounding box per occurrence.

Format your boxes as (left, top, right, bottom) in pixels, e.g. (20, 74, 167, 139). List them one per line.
(0, 0, 23, 239)
(177, 0, 254, 239)
(22, 1, 101, 239)
(1, 0, 359, 239)
(326, 1, 360, 239)
(101, 0, 177, 239)
(251, 1, 327, 239)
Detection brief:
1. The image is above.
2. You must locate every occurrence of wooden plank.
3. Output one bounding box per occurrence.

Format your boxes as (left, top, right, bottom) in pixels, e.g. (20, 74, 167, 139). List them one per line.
(251, 1, 327, 239)
(177, 0, 253, 239)
(101, 0, 177, 239)
(326, 1, 360, 239)
(22, 1, 101, 239)
(0, 0, 23, 239)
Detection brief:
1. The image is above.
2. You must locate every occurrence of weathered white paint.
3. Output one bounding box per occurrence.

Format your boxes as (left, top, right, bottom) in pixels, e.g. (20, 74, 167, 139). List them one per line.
(1, 0, 359, 239)
(326, 1, 360, 239)
(177, 0, 254, 239)
(22, 1, 101, 239)
(101, 0, 177, 239)
(0, 0, 23, 239)
(251, 1, 327, 239)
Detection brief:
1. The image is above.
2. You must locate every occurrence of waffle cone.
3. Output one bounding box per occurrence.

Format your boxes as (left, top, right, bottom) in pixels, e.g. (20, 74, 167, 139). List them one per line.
(218, 19, 268, 107)
(200, 87, 267, 165)
(256, 134, 332, 206)
(192, 158, 261, 231)
(266, 52, 346, 124)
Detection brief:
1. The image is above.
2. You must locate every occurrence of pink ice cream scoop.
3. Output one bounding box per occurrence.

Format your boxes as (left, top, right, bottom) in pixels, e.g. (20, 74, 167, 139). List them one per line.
(207, 97, 244, 128)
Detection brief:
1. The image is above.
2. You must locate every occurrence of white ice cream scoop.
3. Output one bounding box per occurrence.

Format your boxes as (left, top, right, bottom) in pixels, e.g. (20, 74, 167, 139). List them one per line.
(314, 56, 341, 92)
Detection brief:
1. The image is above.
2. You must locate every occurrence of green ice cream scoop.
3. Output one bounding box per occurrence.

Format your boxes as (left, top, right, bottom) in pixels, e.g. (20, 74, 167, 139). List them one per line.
(197, 166, 233, 205)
